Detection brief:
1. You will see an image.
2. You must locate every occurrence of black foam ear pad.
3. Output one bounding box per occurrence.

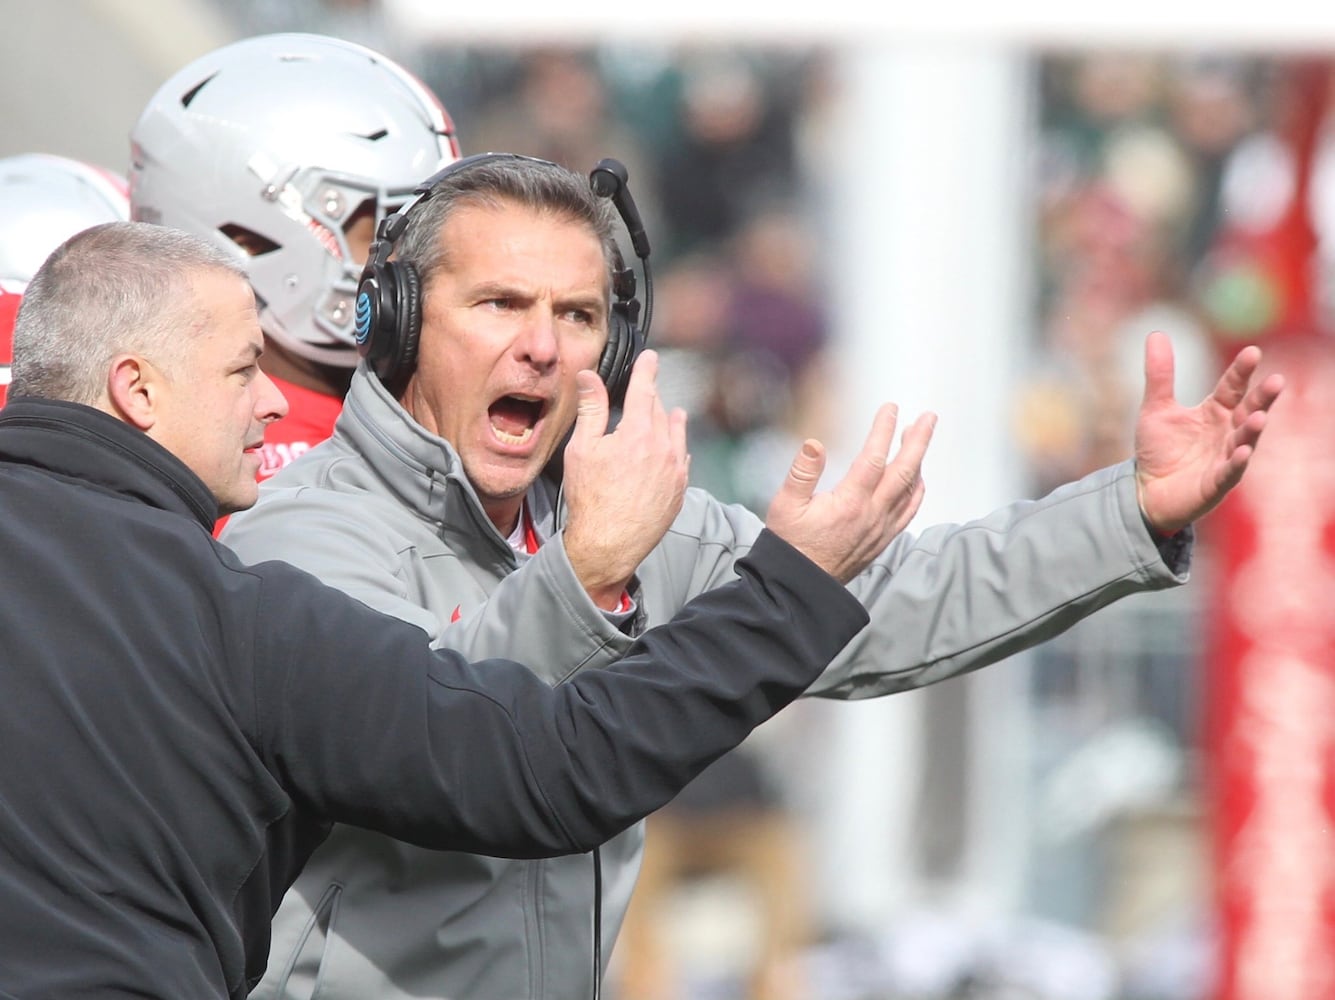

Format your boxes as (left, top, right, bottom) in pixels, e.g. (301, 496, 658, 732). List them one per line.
(598, 305, 644, 408)
(375, 260, 422, 397)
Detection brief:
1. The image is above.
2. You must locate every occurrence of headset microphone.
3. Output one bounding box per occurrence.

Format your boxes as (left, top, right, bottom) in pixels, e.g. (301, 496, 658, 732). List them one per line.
(590, 158, 650, 261)
(588, 158, 622, 197)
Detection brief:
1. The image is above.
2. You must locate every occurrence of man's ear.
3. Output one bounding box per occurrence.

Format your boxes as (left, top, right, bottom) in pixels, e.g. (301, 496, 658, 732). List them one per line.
(104, 354, 161, 431)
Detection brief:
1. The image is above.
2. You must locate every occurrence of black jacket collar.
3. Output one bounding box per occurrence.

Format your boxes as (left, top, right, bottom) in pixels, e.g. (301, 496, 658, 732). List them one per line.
(0, 398, 219, 529)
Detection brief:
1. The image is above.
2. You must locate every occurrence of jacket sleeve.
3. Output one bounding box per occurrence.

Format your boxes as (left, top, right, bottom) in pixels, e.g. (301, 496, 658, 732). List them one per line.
(810, 460, 1189, 697)
(248, 529, 868, 858)
(442, 532, 645, 683)
(647, 460, 1192, 699)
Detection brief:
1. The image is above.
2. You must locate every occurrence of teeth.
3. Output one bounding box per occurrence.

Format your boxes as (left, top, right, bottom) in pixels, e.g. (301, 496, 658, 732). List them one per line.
(493, 426, 533, 446)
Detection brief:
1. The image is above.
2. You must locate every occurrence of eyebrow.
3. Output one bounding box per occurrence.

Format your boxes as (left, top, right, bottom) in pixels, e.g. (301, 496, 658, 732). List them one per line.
(558, 293, 609, 317)
(469, 280, 607, 317)
(228, 341, 264, 367)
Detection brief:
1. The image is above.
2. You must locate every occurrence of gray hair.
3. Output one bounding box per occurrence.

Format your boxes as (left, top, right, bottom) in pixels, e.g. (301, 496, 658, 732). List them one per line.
(394, 154, 620, 296)
(11, 220, 246, 403)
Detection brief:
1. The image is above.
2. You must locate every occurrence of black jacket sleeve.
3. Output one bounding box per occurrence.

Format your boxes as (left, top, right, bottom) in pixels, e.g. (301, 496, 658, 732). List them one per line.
(251, 528, 869, 857)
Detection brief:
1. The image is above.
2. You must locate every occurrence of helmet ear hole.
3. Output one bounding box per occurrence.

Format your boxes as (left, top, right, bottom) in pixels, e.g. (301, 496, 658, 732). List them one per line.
(218, 224, 280, 257)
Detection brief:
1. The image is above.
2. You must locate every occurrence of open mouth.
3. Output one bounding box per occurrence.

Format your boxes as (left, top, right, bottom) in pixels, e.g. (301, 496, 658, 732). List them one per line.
(488, 394, 546, 446)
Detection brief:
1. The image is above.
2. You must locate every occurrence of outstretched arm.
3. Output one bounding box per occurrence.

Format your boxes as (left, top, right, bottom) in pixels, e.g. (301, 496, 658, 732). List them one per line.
(1134, 331, 1286, 535)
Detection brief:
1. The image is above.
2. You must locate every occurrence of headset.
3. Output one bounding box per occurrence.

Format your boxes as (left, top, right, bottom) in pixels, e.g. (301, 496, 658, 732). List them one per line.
(354, 152, 652, 403)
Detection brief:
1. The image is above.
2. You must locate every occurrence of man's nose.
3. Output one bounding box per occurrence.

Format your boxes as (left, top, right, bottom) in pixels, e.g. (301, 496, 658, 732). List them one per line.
(515, 311, 559, 368)
(256, 369, 290, 422)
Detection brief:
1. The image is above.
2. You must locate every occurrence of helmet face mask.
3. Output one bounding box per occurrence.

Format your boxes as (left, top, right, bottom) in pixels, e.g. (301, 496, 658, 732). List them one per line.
(130, 33, 460, 367)
(229, 165, 420, 362)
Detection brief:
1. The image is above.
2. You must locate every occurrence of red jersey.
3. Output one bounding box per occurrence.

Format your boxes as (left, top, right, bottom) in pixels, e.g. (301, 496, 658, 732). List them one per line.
(0, 281, 24, 407)
(215, 374, 345, 538)
(256, 375, 345, 482)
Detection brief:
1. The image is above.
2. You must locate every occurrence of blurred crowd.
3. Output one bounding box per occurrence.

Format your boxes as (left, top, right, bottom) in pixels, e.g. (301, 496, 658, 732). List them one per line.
(1023, 52, 1264, 493)
(1014, 50, 1333, 1000)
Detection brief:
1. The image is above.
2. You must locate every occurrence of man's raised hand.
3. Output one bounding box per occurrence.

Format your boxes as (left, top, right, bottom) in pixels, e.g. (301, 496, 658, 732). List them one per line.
(1134, 331, 1285, 535)
(562, 350, 689, 609)
(766, 403, 937, 584)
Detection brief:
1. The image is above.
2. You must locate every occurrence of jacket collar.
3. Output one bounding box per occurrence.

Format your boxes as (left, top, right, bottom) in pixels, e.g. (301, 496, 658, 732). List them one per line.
(0, 398, 219, 529)
(333, 364, 559, 545)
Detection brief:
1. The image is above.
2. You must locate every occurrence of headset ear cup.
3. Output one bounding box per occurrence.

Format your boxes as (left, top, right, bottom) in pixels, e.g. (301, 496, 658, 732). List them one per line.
(392, 261, 419, 381)
(357, 259, 398, 376)
(388, 261, 423, 394)
(598, 305, 643, 408)
(361, 259, 422, 397)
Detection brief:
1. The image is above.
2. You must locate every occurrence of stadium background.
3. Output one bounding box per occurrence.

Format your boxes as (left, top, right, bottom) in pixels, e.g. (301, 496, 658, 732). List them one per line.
(4, 2, 1334, 997)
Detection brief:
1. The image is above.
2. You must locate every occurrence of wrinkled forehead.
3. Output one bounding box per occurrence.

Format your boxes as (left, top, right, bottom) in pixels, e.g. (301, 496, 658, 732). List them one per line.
(435, 195, 615, 283)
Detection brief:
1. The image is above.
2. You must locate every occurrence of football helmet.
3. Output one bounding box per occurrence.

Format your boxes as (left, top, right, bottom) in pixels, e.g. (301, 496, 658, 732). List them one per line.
(0, 153, 130, 404)
(0, 153, 130, 284)
(130, 34, 460, 366)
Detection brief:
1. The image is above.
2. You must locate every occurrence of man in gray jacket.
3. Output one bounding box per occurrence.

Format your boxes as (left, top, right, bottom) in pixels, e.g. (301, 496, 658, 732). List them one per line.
(223, 155, 1283, 1000)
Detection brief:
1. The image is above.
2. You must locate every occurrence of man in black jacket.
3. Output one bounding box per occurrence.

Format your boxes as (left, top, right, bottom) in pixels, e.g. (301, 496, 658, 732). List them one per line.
(0, 220, 932, 998)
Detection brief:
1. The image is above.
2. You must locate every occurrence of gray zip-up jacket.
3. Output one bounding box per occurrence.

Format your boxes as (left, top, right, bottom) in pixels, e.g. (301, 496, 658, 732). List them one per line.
(225, 364, 1192, 1000)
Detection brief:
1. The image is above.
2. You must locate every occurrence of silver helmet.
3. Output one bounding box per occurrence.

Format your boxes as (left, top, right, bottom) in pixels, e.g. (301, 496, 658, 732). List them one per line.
(130, 33, 460, 367)
(0, 153, 130, 285)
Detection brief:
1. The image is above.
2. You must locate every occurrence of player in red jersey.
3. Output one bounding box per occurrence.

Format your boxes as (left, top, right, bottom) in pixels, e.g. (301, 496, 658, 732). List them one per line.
(129, 33, 461, 479)
(0, 154, 130, 405)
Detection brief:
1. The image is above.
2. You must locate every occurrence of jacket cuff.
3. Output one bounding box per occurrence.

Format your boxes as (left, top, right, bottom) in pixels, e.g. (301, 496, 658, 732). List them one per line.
(743, 529, 870, 636)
